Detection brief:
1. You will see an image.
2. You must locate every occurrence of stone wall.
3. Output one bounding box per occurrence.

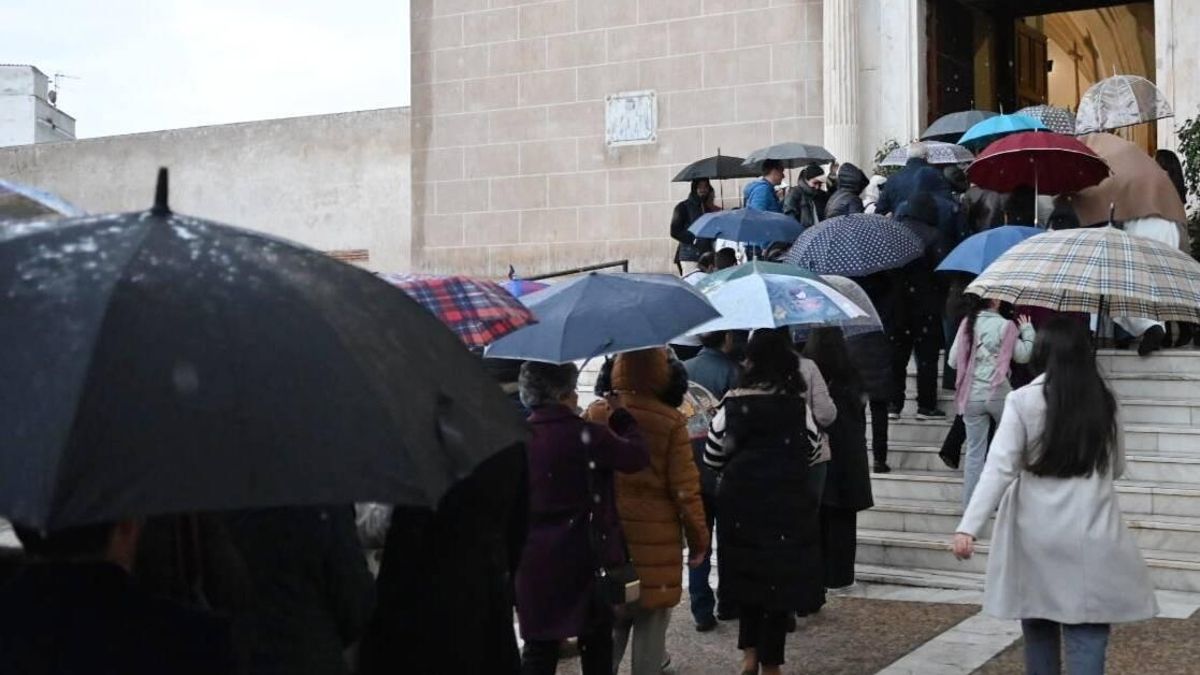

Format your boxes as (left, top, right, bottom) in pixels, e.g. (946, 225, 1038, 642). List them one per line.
(0, 108, 413, 272)
(411, 0, 825, 277)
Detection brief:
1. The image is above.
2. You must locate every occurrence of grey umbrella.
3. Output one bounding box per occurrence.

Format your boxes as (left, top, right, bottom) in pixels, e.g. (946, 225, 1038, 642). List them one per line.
(1016, 104, 1077, 135)
(921, 110, 998, 142)
(742, 142, 836, 169)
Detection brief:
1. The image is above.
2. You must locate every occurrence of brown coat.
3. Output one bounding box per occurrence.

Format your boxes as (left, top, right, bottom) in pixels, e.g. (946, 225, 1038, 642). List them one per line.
(586, 348, 709, 610)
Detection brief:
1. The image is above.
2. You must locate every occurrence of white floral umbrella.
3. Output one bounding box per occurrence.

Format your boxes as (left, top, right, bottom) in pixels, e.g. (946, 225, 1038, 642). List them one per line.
(1075, 75, 1173, 135)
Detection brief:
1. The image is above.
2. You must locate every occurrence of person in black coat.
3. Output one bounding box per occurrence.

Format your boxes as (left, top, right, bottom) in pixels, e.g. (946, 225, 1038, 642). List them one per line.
(889, 192, 951, 420)
(359, 444, 528, 675)
(852, 272, 900, 472)
(783, 164, 829, 230)
(670, 179, 719, 273)
(824, 163, 868, 218)
(704, 330, 822, 675)
(805, 328, 874, 589)
(1, 520, 236, 675)
(224, 506, 376, 675)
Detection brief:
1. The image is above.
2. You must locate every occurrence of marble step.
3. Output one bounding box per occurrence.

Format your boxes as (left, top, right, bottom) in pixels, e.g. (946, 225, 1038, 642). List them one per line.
(887, 397, 1200, 428)
(861, 497, 1200, 554)
(883, 419, 1200, 454)
(905, 348, 1200, 378)
(870, 470, 1200, 518)
(882, 443, 1200, 484)
(903, 371, 1200, 403)
(855, 528, 1200, 592)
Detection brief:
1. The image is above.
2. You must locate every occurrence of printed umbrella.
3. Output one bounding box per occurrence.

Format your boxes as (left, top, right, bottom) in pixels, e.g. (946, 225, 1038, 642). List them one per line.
(1076, 75, 1173, 135)
(502, 278, 549, 298)
(0, 179, 84, 221)
(966, 226, 1200, 323)
(742, 142, 836, 170)
(379, 273, 536, 348)
(1073, 133, 1188, 242)
(881, 141, 974, 167)
(1016, 104, 1077, 135)
(689, 208, 803, 246)
(921, 110, 998, 142)
(0, 170, 527, 530)
(485, 272, 720, 364)
(957, 113, 1047, 150)
(782, 213, 925, 276)
(936, 225, 1045, 276)
(789, 274, 884, 340)
(967, 132, 1110, 196)
(673, 154, 760, 182)
(686, 261, 867, 333)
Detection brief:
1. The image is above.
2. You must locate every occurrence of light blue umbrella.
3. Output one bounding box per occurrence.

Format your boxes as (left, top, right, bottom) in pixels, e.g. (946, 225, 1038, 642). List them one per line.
(936, 225, 1045, 275)
(486, 272, 719, 364)
(957, 114, 1046, 150)
(687, 261, 867, 334)
(689, 208, 803, 246)
(0, 179, 84, 221)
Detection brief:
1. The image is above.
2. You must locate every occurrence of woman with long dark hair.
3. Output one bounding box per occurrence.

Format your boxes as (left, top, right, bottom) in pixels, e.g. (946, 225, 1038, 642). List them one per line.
(953, 318, 1157, 674)
(705, 330, 823, 675)
(804, 328, 873, 590)
(670, 179, 720, 274)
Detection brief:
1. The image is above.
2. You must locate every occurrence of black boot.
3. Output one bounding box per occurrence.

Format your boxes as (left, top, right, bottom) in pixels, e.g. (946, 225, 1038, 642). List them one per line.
(1139, 325, 1166, 356)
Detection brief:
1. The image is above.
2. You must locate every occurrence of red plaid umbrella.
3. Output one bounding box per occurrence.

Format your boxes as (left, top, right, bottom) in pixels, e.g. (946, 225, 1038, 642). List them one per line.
(380, 273, 536, 348)
(968, 131, 1109, 195)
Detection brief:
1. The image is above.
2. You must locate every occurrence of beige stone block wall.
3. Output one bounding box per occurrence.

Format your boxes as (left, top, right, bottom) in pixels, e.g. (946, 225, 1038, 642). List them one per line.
(412, 0, 824, 278)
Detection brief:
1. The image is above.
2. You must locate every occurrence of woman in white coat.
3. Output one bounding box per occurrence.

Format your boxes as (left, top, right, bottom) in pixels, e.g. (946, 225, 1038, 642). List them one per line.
(952, 317, 1157, 675)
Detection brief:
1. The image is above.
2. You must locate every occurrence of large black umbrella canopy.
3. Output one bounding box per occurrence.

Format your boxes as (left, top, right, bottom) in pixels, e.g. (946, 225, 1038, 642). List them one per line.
(742, 142, 836, 170)
(672, 154, 760, 182)
(0, 174, 526, 530)
(921, 110, 998, 142)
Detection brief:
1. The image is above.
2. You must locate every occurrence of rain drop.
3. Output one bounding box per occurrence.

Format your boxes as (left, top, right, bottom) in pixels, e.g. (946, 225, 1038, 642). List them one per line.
(581, 428, 593, 444)
(172, 362, 200, 396)
(588, 461, 597, 470)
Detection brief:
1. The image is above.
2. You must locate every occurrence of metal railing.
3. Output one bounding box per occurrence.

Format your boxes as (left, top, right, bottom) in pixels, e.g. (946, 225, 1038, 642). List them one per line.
(513, 259, 630, 282)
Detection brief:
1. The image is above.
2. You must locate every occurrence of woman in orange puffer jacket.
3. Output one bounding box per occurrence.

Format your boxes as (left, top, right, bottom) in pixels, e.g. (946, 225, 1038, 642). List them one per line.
(586, 348, 709, 675)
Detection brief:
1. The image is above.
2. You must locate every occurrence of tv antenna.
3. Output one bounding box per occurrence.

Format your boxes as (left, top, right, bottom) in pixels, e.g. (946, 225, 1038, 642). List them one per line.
(49, 72, 81, 106)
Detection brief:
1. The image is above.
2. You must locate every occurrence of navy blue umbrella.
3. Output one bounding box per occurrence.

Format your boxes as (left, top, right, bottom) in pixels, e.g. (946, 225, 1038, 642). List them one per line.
(485, 273, 720, 364)
(689, 208, 803, 246)
(782, 213, 925, 276)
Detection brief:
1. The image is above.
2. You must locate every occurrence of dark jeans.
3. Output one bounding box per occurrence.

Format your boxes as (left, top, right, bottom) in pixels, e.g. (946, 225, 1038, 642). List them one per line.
(820, 506, 858, 589)
(520, 623, 613, 675)
(688, 492, 720, 623)
(1021, 619, 1110, 675)
(737, 605, 789, 667)
(869, 399, 889, 463)
(889, 314, 942, 411)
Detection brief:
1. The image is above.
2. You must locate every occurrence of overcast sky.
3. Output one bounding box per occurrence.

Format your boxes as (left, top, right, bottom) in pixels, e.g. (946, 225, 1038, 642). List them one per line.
(3, 0, 410, 138)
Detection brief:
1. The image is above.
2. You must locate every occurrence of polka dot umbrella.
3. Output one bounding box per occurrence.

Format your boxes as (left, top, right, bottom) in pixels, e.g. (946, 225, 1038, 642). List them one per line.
(782, 213, 925, 277)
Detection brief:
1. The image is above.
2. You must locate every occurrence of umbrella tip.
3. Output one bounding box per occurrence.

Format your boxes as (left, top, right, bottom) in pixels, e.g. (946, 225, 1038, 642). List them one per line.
(507, 265, 516, 280)
(151, 167, 171, 216)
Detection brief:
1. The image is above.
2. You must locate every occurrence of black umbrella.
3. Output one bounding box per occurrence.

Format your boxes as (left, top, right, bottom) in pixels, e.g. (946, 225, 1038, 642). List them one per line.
(0, 170, 526, 530)
(920, 109, 998, 142)
(672, 154, 759, 182)
(741, 142, 836, 170)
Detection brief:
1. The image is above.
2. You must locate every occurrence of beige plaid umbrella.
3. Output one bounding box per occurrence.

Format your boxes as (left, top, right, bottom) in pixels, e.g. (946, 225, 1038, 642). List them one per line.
(966, 226, 1200, 323)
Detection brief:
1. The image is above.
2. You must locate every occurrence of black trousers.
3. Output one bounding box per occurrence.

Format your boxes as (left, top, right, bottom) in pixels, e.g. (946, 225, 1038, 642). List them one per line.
(869, 399, 889, 463)
(940, 414, 995, 466)
(820, 507, 858, 589)
(737, 605, 789, 667)
(889, 315, 942, 411)
(520, 623, 613, 675)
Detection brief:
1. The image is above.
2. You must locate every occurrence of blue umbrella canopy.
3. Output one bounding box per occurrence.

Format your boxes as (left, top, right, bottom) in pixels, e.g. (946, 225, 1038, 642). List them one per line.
(957, 113, 1047, 150)
(688, 208, 803, 246)
(0, 179, 84, 221)
(782, 213, 925, 276)
(789, 274, 884, 340)
(687, 262, 866, 333)
(486, 272, 720, 364)
(937, 225, 1045, 276)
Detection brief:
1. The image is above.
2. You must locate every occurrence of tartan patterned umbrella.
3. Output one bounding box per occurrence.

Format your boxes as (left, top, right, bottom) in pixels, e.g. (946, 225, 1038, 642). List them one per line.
(381, 273, 536, 348)
(966, 226, 1200, 323)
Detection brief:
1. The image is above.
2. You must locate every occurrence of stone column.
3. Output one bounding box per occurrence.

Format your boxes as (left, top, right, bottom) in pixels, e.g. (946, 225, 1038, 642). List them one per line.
(823, 0, 860, 166)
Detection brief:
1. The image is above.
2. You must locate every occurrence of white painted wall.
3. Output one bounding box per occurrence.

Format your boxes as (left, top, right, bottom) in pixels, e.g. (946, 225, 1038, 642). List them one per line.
(0, 108, 414, 272)
(1157, 0, 1200, 151)
(0, 66, 75, 147)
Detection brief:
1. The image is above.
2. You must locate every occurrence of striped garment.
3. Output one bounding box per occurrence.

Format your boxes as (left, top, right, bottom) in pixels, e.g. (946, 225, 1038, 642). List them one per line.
(704, 404, 731, 472)
(706, 388, 823, 472)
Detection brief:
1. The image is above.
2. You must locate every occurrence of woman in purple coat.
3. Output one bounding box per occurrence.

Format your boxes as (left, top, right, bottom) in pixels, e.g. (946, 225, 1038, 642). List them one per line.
(515, 362, 649, 675)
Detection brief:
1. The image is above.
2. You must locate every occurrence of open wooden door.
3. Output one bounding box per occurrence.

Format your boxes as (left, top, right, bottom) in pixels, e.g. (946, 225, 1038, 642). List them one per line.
(1015, 22, 1048, 108)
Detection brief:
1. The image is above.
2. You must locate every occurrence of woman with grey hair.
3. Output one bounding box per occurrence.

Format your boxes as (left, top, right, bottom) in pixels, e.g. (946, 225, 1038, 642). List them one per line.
(514, 362, 649, 675)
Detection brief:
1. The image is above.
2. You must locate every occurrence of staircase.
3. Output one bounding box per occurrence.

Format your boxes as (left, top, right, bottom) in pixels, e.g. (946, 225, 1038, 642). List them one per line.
(857, 349, 1200, 593)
